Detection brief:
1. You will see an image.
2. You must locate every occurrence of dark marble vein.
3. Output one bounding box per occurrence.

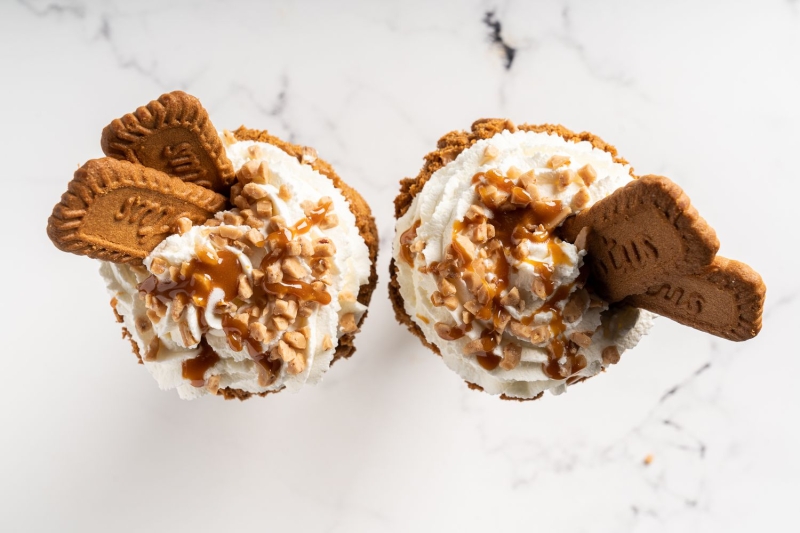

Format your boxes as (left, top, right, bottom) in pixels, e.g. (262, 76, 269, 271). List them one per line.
(483, 10, 516, 70)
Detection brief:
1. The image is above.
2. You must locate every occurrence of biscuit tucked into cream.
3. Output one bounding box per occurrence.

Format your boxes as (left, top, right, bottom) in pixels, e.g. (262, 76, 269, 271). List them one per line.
(104, 135, 373, 400)
(391, 123, 654, 400)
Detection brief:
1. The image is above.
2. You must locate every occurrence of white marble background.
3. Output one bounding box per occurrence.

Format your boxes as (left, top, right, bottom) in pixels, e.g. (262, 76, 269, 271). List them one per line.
(1, 0, 797, 531)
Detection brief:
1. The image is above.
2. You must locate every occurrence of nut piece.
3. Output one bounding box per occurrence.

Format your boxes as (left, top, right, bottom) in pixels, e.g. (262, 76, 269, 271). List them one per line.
(556, 169, 576, 191)
(243, 183, 269, 201)
(266, 261, 283, 284)
(569, 331, 593, 348)
(237, 274, 253, 299)
(481, 144, 499, 164)
(577, 164, 597, 186)
(179, 320, 197, 346)
(255, 199, 273, 217)
(443, 295, 460, 311)
(274, 299, 298, 320)
(340, 313, 358, 334)
(463, 299, 482, 315)
(272, 315, 289, 331)
(219, 225, 245, 240)
(287, 352, 306, 375)
(547, 154, 570, 169)
(511, 186, 533, 207)
(462, 338, 487, 355)
(297, 301, 317, 318)
(206, 375, 220, 395)
(573, 226, 590, 252)
(249, 322, 273, 343)
(247, 228, 265, 247)
(500, 287, 520, 307)
(150, 257, 167, 275)
(439, 278, 456, 297)
(571, 187, 591, 210)
(530, 325, 551, 344)
(301, 146, 318, 163)
(452, 234, 477, 263)
(222, 212, 244, 226)
(175, 217, 193, 235)
(500, 343, 522, 370)
(508, 320, 531, 339)
(313, 238, 335, 257)
(465, 204, 487, 222)
(321, 334, 334, 351)
(273, 340, 296, 362)
(532, 277, 548, 300)
(602, 345, 621, 365)
(247, 145, 264, 159)
(563, 288, 590, 323)
(281, 257, 307, 279)
(284, 330, 307, 350)
(144, 337, 160, 362)
(320, 213, 338, 229)
(431, 291, 444, 307)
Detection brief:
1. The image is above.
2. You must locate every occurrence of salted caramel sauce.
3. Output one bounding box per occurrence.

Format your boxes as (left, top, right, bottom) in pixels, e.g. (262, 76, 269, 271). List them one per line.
(436, 168, 592, 379)
(436, 324, 467, 341)
(476, 353, 502, 371)
(139, 249, 242, 308)
(260, 204, 333, 305)
(182, 339, 221, 387)
(142, 198, 338, 388)
(543, 346, 587, 380)
(295, 197, 333, 235)
(400, 220, 421, 266)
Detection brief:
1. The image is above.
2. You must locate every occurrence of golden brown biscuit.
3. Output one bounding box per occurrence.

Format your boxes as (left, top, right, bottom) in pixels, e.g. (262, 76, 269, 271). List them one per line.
(390, 118, 627, 401)
(47, 158, 227, 265)
(625, 256, 765, 341)
(558, 175, 720, 302)
(101, 91, 235, 192)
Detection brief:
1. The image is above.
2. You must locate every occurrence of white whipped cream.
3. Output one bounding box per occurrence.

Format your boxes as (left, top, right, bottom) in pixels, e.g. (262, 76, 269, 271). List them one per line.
(393, 129, 654, 399)
(103, 137, 371, 399)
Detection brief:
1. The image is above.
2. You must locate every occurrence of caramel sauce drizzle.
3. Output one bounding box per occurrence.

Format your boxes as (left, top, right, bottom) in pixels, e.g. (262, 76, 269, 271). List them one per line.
(259, 200, 333, 305)
(139, 249, 242, 308)
(425, 168, 588, 379)
(139, 198, 336, 387)
(182, 339, 220, 387)
(400, 220, 421, 266)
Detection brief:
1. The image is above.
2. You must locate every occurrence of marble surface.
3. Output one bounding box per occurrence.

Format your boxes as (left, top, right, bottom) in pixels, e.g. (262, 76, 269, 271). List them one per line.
(2, 0, 798, 531)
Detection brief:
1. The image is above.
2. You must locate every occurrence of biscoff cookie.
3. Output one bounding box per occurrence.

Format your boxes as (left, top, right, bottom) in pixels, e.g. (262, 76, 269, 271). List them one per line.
(558, 175, 720, 302)
(625, 256, 764, 341)
(391, 119, 654, 401)
(47, 92, 377, 401)
(47, 158, 226, 264)
(391, 118, 764, 402)
(101, 91, 235, 192)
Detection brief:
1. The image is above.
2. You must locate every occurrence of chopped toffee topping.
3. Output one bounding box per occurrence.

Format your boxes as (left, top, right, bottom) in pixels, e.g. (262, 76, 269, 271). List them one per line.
(405, 166, 603, 381)
(137, 163, 342, 389)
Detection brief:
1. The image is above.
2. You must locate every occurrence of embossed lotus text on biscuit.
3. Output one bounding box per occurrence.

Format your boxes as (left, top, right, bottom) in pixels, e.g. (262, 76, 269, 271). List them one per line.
(114, 195, 190, 244)
(76, 187, 213, 257)
(162, 142, 207, 184)
(643, 283, 704, 315)
(595, 233, 659, 275)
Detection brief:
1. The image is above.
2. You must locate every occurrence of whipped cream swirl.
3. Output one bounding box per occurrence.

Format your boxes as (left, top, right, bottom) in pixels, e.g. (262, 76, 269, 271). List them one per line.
(393, 129, 653, 399)
(103, 137, 371, 399)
